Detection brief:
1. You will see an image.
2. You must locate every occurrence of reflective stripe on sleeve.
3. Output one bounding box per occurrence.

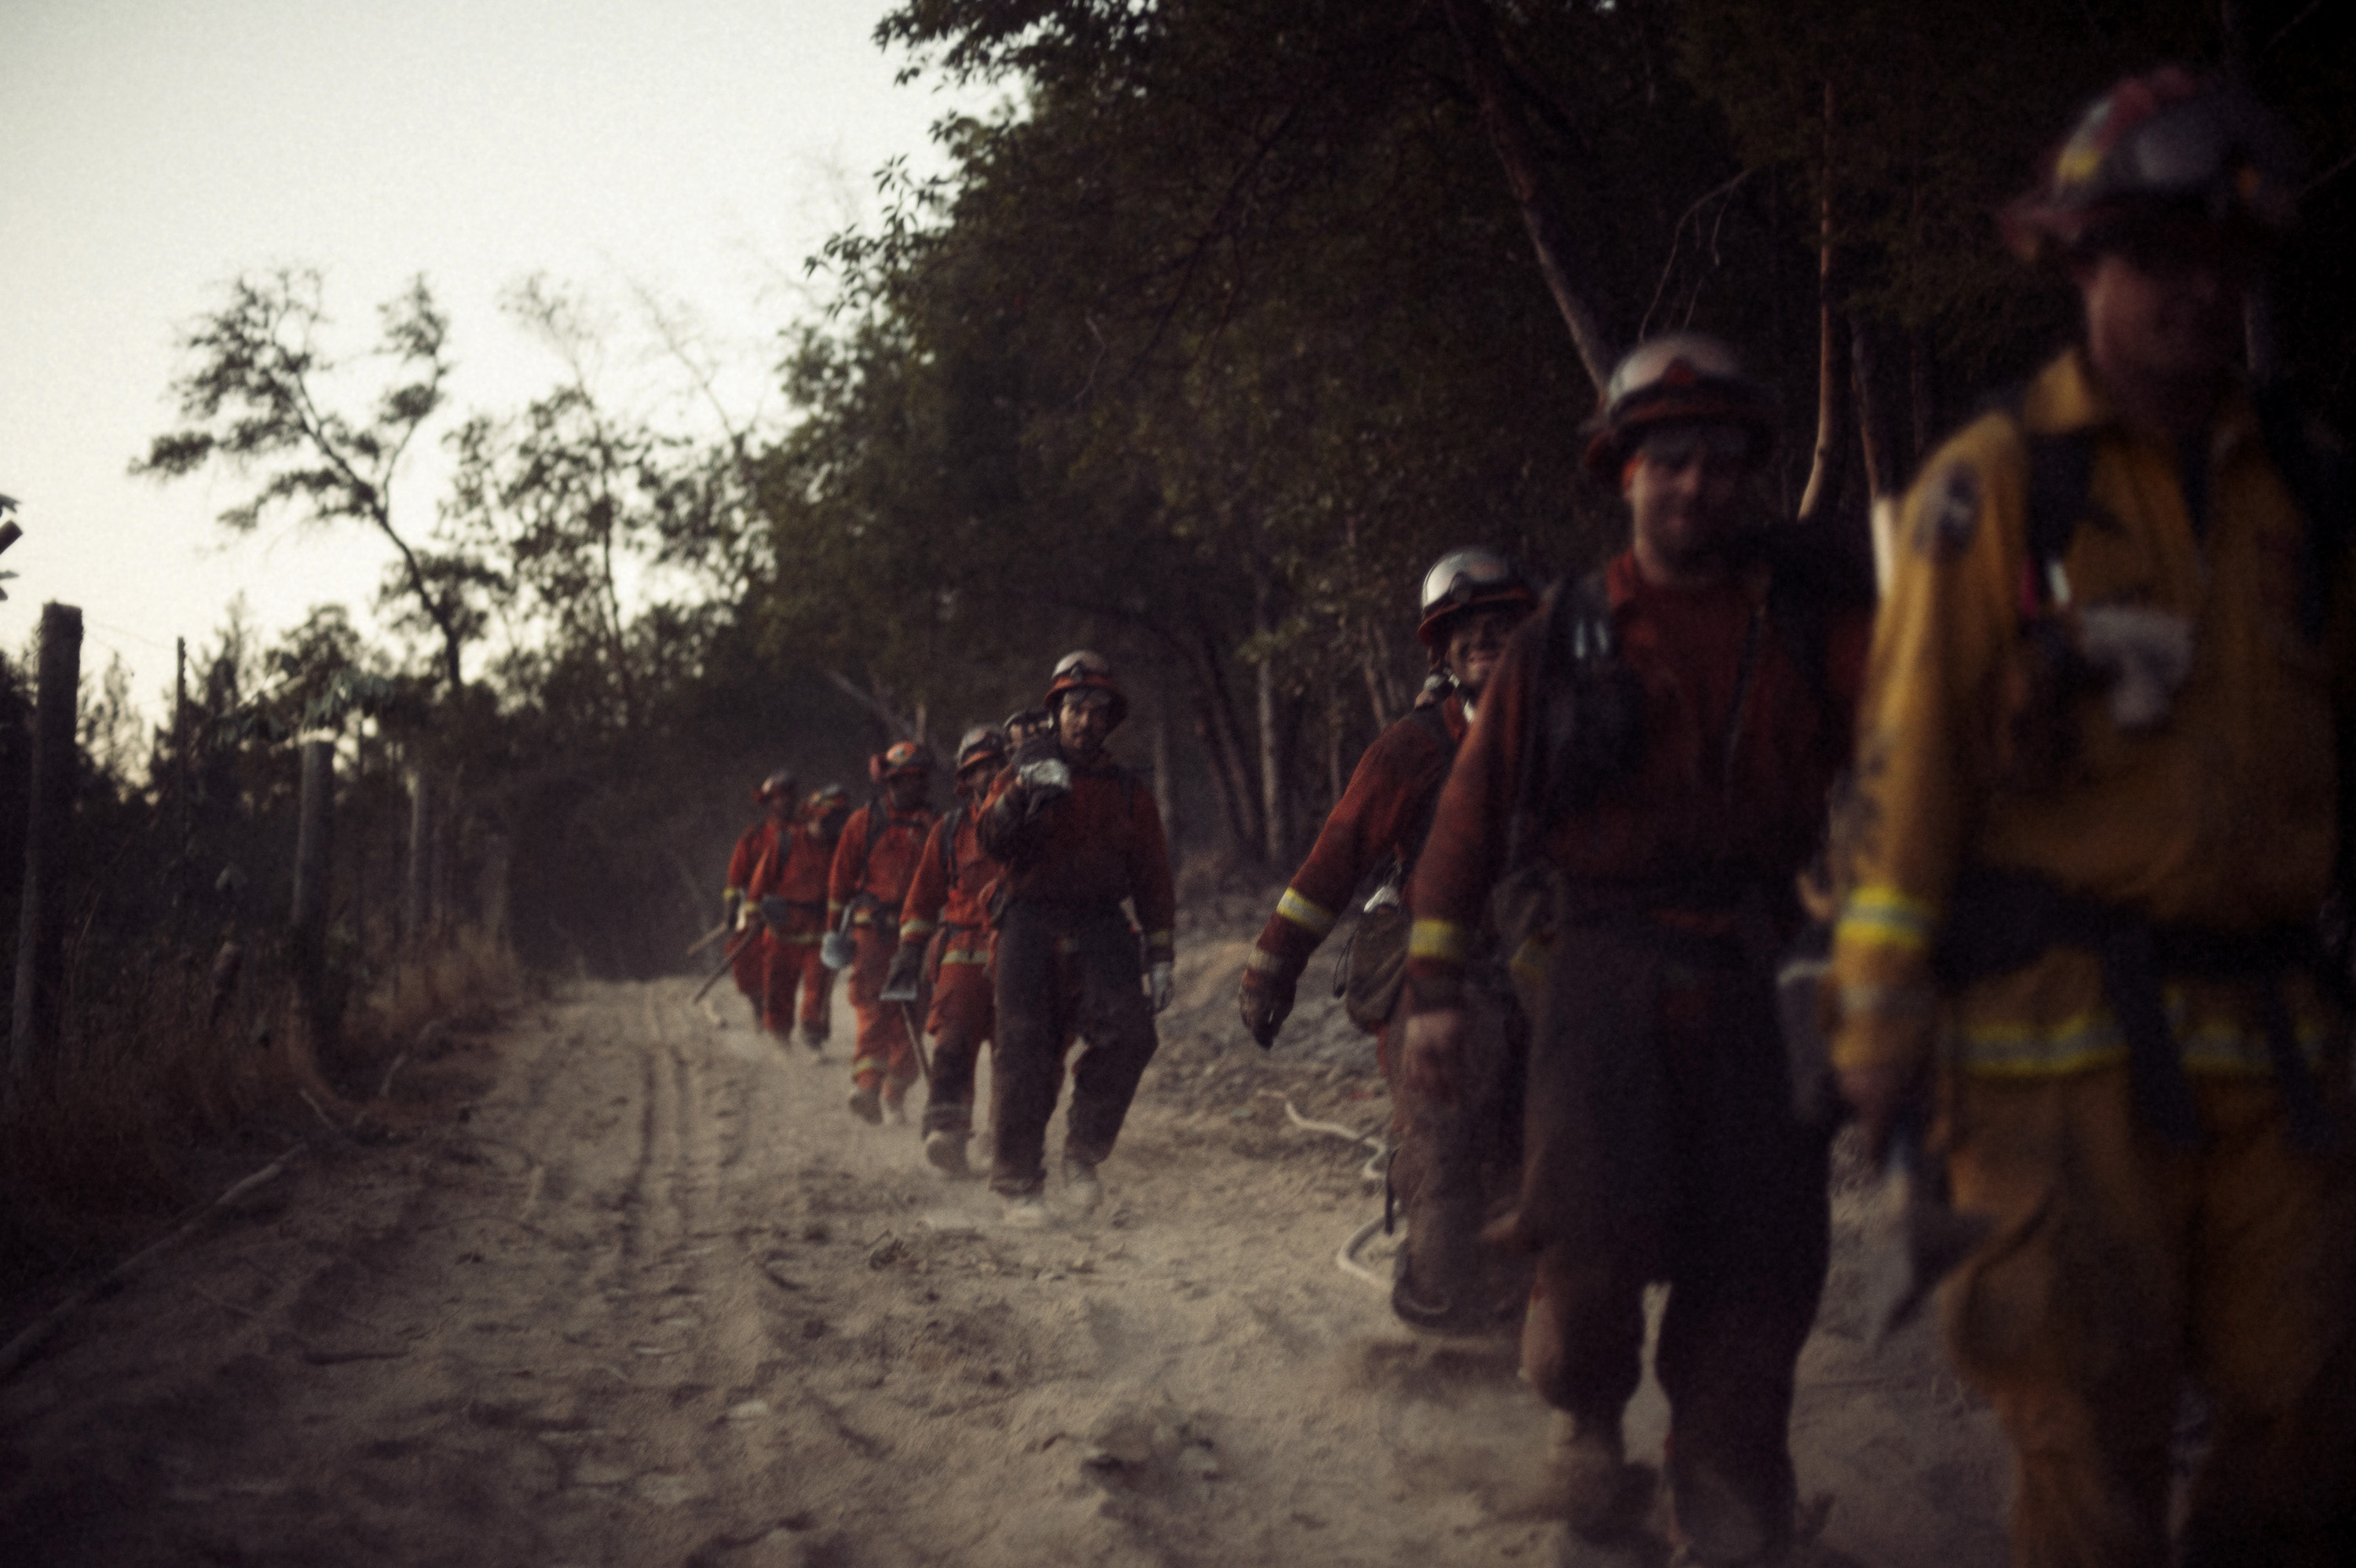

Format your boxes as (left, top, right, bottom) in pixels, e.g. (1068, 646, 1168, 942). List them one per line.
(1275, 887, 1337, 938)
(1407, 919, 1469, 966)
(901, 917, 937, 941)
(1835, 886, 1938, 955)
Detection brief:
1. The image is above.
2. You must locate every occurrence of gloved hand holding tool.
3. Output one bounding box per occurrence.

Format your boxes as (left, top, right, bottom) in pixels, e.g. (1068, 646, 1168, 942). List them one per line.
(820, 904, 858, 971)
(1148, 959, 1175, 1015)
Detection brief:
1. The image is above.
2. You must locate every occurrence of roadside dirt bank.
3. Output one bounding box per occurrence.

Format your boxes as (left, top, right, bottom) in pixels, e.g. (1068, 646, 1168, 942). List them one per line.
(0, 914, 2009, 1566)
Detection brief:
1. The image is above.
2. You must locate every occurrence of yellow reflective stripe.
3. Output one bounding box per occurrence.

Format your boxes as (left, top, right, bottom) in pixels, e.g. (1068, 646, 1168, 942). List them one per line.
(828, 900, 846, 916)
(1953, 992, 2329, 1076)
(1408, 919, 1469, 966)
(1835, 886, 1938, 954)
(1275, 888, 1337, 938)
(901, 917, 938, 941)
(941, 949, 990, 966)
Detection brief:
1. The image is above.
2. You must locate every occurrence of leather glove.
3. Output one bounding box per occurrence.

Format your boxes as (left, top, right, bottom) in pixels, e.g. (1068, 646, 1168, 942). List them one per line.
(726, 891, 752, 930)
(820, 927, 855, 971)
(1147, 959, 1175, 1015)
(1237, 958, 1299, 1050)
(880, 941, 925, 1003)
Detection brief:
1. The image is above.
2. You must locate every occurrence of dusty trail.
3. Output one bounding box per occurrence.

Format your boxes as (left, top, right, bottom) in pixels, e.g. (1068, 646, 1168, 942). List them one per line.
(0, 932, 2009, 1566)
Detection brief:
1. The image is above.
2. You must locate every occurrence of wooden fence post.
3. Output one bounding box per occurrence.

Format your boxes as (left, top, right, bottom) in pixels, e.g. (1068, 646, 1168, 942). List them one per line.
(404, 767, 437, 946)
(11, 603, 83, 1077)
(291, 740, 335, 1051)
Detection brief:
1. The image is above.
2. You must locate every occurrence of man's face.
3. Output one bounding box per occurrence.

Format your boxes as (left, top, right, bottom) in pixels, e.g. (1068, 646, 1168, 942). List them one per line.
(885, 772, 929, 812)
(1055, 691, 1114, 756)
(1441, 607, 1522, 700)
(957, 758, 998, 801)
(1624, 423, 1751, 582)
(2076, 220, 2253, 392)
(764, 793, 796, 825)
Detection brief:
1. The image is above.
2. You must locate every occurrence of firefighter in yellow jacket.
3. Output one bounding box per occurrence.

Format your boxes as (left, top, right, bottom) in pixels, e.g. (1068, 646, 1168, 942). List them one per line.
(1828, 71, 2354, 1566)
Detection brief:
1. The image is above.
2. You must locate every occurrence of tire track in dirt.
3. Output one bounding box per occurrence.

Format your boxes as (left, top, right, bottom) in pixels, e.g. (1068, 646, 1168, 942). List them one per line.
(1, 949, 2013, 1568)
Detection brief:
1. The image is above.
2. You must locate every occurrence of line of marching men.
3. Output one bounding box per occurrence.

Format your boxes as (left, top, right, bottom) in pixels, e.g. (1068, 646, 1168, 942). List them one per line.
(722, 655, 1175, 1227)
(710, 70, 2355, 1568)
(1241, 70, 2353, 1568)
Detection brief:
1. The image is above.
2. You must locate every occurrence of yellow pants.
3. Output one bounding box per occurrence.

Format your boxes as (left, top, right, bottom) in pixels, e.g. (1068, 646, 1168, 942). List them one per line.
(1941, 1067, 2356, 1567)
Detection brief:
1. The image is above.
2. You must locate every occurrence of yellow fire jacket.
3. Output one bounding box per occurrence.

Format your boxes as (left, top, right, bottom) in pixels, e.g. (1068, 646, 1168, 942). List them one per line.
(1829, 348, 2351, 1080)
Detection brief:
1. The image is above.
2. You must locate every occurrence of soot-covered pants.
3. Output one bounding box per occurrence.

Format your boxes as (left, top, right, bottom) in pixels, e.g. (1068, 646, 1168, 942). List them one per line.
(1520, 943, 1830, 1556)
(989, 900, 1158, 1196)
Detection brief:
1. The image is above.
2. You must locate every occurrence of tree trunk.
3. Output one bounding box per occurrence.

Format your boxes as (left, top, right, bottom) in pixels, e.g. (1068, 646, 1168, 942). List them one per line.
(1255, 583, 1286, 866)
(1436, 0, 1619, 393)
(1852, 316, 1896, 499)
(1173, 623, 1263, 857)
(1151, 685, 1177, 853)
(1797, 82, 1849, 524)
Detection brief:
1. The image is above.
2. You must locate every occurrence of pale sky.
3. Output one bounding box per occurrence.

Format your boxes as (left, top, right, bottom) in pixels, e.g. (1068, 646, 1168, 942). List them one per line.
(0, 0, 987, 718)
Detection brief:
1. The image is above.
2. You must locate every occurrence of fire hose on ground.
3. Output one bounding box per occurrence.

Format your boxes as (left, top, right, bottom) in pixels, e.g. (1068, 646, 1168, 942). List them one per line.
(1258, 1091, 1392, 1292)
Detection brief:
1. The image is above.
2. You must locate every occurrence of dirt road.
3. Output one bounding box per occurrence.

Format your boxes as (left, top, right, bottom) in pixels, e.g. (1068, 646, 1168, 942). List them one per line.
(0, 929, 2010, 1567)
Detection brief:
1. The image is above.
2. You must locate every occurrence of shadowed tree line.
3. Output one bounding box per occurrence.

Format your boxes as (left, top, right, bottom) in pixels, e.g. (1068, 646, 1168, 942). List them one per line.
(34, 0, 2352, 1007)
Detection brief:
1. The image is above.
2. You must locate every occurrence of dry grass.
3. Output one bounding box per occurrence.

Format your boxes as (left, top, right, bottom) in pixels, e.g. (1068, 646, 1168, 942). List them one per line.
(0, 927, 517, 1293)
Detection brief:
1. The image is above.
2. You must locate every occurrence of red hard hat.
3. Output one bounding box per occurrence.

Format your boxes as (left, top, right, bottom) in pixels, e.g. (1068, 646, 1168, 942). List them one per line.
(1044, 650, 1129, 729)
(1415, 547, 1539, 650)
(1581, 334, 1778, 481)
(869, 740, 935, 783)
(2001, 68, 2299, 263)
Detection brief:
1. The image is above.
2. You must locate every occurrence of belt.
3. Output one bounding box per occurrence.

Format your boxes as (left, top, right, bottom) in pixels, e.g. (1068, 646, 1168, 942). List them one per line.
(1938, 868, 2339, 1152)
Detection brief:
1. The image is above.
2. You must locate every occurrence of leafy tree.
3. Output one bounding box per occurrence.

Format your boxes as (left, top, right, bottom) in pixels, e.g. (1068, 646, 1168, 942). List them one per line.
(134, 269, 488, 693)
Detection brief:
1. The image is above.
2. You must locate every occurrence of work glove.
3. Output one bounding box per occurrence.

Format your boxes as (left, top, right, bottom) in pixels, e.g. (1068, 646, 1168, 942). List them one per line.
(1147, 959, 1175, 1015)
(880, 941, 924, 1003)
(1236, 955, 1300, 1050)
(820, 926, 856, 971)
(1011, 733, 1071, 813)
(726, 890, 751, 930)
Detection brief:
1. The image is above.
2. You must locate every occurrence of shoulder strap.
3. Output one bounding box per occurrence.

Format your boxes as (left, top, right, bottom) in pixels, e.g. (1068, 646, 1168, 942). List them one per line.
(938, 804, 967, 889)
(1396, 701, 1463, 879)
(1503, 571, 1613, 869)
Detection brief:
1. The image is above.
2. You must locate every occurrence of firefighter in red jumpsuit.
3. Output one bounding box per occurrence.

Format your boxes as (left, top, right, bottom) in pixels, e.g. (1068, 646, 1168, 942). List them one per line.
(744, 781, 849, 1051)
(1237, 548, 1538, 1334)
(723, 772, 798, 1025)
(889, 725, 1012, 1177)
(826, 743, 938, 1124)
(1403, 335, 1868, 1563)
(978, 652, 1176, 1226)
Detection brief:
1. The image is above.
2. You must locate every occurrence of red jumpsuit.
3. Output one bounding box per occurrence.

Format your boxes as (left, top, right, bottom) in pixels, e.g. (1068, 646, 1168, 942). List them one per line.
(977, 754, 1175, 1196)
(1250, 693, 1527, 1332)
(900, 806, 1001, 1137)
(829, 799, 938, 1099)
(746, 814, 839, 1044)
(724, 821, 782, 1013)
(1407, 551, 1865, 1555)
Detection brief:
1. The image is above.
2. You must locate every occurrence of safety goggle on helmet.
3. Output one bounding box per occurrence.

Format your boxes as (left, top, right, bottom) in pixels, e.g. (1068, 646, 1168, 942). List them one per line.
(2001, 68, 2300, 264)
(954, 725, 1010, 775)
(753, 769, 798, 805)
(1044, 650, 1129, 729)
(1416, 548, 1539, 649)
(869, 740, 935, 783)
(1581, 333, 1778, 481)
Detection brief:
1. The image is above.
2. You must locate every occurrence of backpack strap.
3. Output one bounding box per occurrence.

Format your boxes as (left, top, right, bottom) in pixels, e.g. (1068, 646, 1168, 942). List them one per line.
(938, 804, 967, 891)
